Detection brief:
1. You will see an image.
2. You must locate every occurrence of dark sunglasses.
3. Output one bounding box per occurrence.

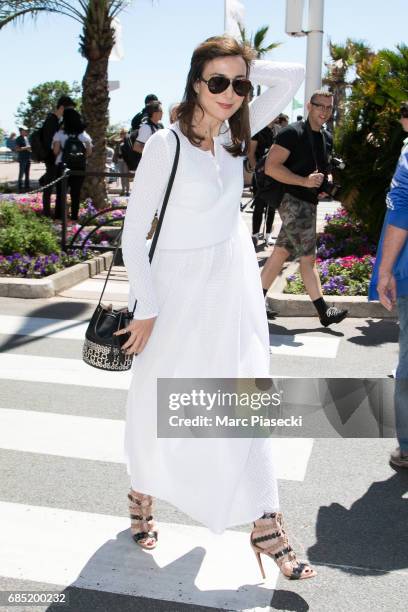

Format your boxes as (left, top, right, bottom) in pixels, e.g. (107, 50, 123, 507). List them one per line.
(400, 108, 408, 119)
(200, 75, 252, 97)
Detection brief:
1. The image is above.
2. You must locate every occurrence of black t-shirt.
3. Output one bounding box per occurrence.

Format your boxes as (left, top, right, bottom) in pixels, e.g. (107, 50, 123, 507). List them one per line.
(275, 120, 332, 203)
(131, 109, 145, 131)
(42, 113, 60, 162)
(15, 135, 31, 161)
(252, 126, 275, 161)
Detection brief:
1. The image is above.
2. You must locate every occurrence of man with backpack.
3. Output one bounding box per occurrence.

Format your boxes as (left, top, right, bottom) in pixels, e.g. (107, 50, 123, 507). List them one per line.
(120, 102, 164, 174)
(33, 96, 76, 217)
(52, 108, 92, 220)
(260, 90, 348, 328)
(130, 94, 163, 131)
(132, 101, 163, 154)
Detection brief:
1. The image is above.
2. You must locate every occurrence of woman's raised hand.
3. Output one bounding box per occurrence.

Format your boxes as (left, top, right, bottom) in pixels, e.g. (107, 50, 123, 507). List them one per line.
(114, 317, 156, 355)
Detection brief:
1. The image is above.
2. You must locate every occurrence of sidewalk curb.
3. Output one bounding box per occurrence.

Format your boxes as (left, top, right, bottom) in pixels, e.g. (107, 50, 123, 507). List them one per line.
(0, 251, 113, 299)
(266, 262, 397, 319)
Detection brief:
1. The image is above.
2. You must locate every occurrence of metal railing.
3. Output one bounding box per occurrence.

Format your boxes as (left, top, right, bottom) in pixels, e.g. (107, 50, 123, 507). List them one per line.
(60, 168, 134, 252)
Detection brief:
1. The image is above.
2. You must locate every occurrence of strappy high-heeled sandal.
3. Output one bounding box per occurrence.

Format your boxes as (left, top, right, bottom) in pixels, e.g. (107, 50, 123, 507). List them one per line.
(127, 490, 158, 550)
(250, 512, 316, 580)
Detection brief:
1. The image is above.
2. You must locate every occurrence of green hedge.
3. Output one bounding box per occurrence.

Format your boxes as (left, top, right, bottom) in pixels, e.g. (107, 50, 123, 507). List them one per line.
(0, 202, 60, 256)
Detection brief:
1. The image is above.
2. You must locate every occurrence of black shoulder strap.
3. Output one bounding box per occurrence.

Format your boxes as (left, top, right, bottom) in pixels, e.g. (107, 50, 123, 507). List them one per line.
(97, 129, 181, 316)
(304, 119, 327, 171)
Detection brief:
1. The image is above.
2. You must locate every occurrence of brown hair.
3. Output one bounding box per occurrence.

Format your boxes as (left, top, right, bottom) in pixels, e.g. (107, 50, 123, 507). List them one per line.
(310, 90, 334, 103)
(176, 36, 255, 157)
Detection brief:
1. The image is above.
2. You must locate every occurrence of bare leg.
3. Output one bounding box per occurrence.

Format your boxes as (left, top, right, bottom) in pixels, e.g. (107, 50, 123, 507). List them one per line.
(299, 254, 323, 301)
(261, 246, 290, 290)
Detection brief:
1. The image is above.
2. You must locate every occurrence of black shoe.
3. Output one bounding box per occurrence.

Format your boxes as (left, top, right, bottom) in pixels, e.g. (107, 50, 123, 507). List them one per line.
(265, 302, 278, 319)
(319, 305, 348, 327)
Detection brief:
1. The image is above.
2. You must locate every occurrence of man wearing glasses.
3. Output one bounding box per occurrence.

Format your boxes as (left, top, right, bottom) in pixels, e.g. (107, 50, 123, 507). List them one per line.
(369, 101, 408, 468)
(260, 90, 348, 327)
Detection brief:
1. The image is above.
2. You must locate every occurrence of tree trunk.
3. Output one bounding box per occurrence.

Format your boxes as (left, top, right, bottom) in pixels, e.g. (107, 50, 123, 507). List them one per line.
(81, 56, 109, 208)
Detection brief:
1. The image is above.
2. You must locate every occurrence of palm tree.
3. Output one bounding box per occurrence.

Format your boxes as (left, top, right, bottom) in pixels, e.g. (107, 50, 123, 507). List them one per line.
(323, 38, 372, 130)
(0, 1, 131, 208)
(238, 24, 281, 96)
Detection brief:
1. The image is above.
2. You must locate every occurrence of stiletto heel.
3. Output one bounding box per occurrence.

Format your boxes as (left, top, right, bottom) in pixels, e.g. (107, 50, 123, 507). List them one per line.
(250, 512, 316, 580)
(252, 546, 266, 580)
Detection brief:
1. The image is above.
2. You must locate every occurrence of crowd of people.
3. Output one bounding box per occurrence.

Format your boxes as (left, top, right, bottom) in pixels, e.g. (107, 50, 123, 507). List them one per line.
(3, 92, 167, 218)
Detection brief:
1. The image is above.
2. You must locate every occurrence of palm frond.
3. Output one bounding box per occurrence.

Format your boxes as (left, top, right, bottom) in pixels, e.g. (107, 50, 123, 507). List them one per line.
(0, 0, 84, 27)
(0, 6, 49, 28)
(109, 0, 131, 19)
(258, 41, 281, 54)
(253, 25, 269, 49)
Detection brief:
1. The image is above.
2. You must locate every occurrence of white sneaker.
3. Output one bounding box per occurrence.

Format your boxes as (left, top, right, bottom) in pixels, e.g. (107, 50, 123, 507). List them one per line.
(265, 233, 274, 246)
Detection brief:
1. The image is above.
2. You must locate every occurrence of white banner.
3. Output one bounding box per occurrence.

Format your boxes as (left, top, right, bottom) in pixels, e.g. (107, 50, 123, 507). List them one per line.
(224, 0, 245, 39)
(109, 18, 124, 62)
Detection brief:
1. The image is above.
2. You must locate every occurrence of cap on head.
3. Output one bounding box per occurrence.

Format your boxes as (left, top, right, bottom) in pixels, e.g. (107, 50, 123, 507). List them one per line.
(144, 94, 158, 105)
(19, 126, 28, 131)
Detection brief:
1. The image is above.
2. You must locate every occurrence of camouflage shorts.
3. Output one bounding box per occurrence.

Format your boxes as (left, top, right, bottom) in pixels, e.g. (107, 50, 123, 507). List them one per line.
(275, 193, 317, 258)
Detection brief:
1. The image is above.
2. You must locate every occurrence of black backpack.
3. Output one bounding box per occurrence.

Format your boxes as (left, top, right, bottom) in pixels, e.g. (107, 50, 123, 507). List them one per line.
(62, 134, 87, 170)
(120, 130, 141, 171)
(29, 128, 48, 162)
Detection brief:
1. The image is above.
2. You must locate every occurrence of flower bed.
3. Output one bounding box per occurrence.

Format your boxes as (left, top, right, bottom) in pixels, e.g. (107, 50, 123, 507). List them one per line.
(283, 207, 377, 296)
(1, 193, 127, 225)
(0, 250, 94, 278)
(285, 255, 375, 296)
(0, 200, 96, 278)
(317, 208, 377, 259)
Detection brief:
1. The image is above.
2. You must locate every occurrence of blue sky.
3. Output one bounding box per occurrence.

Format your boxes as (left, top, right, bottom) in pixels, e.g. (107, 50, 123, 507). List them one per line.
(0, 0, 407, 133)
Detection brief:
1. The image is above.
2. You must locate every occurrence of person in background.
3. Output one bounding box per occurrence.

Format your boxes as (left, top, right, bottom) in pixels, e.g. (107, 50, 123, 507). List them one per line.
(296, 114, 303, 121)
(52, 108, 92, 221)
(133, 102, 163, 154)
(261, 90, 348, 328)
(131, 94, 161, 131)
(40, 96, 76, 217)
(247, 119, 276, 246)
(369, 100, 408, 469)
(15, 126, 31, 192)
(113, 128, 131, 196)
(6, 132, 17, 160)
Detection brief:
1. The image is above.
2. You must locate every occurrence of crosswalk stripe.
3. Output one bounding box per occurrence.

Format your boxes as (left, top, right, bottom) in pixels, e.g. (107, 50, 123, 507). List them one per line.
(0, 500, 278, 610)
(0, 407, 313, 481)
(0, 354, 131, 389)
(270, 334, 340, 358)
(61, 278, 130, 294)
(1, 314, 339, 358)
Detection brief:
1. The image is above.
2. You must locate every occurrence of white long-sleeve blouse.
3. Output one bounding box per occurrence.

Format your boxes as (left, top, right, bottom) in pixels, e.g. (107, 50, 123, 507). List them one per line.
(121, 60, 305, 319)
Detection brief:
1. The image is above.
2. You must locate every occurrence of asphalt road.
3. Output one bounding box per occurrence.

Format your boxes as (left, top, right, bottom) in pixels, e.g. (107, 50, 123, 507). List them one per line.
(0, 293, 406, 612)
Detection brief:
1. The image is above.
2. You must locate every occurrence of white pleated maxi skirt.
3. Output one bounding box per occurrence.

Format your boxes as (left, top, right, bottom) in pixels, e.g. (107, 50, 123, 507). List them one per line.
(124, 217, 279, 534)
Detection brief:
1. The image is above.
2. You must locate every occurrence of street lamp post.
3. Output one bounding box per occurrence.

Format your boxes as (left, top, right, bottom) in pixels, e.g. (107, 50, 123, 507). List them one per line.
(304, 0, 324, 108)
(285, 0, 325, 114)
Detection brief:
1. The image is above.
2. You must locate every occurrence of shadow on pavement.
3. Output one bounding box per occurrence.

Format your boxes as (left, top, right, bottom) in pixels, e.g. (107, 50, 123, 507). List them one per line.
(268, 321, 344, 338)
(347, 319, 399, 347)
(43, 534, 310, 612)
(0, 301, 91, 353)
(308, 471, 408, 575)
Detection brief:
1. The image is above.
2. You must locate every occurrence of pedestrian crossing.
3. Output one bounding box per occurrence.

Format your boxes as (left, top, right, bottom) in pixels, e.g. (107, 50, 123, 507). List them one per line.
(0, 310, 315, 611)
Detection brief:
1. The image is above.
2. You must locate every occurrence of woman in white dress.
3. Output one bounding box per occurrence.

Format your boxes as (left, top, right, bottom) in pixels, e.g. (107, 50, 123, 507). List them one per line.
(116, 36, 316, 581)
